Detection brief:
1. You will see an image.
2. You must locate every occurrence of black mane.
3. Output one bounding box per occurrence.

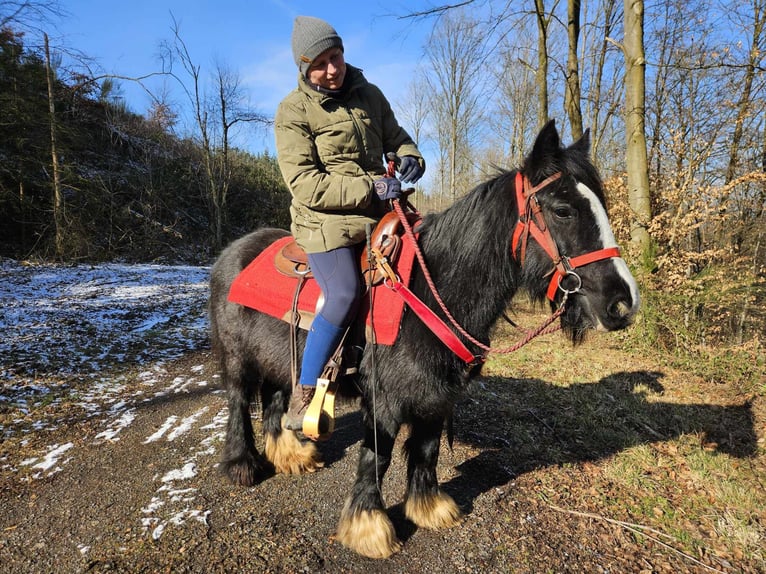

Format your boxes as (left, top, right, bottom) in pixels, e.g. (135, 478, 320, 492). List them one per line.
(411, 169, 522, 344)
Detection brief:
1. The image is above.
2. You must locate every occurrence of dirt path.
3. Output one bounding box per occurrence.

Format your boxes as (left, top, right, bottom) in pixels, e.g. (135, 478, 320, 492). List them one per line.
(1, 344, 759, 573)
(0, 262, 761, 573)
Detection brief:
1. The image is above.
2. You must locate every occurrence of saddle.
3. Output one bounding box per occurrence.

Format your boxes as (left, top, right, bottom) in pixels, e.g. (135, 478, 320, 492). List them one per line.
(274, 210, 407, 285)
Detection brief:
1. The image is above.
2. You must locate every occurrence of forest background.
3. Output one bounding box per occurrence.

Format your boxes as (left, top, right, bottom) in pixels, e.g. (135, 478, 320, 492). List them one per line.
(0, 0, 763, 387)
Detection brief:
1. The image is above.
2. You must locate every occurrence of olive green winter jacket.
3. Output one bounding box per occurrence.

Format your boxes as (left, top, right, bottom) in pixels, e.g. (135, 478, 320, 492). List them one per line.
(275, 65, 424, 253)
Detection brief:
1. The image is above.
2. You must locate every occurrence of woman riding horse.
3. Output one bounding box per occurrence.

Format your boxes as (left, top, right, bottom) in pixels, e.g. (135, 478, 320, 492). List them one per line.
(275, 16, 425, 430)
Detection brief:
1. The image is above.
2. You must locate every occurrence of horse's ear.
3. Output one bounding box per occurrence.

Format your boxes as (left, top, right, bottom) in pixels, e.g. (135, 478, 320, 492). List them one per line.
(530, 119, 560, 160)
(569, 128, 591, 155)
(525, 120, 560, 175)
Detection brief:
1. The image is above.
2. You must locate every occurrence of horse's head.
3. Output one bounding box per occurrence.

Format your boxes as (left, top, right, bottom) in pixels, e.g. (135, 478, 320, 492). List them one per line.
(516, 120, 640, 342)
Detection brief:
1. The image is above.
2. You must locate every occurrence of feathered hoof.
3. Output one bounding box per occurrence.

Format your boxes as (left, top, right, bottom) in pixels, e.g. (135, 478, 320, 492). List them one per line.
(405, 490, 463, 529)
(336, 504, 401, 559)
(220, 452, 273, 487)
(265, 428, 324, 475)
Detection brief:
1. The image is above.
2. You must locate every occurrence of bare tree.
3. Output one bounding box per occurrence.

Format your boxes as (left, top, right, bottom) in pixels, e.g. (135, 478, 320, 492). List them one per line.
(644, 0, 674, 182)
(396, 73, 431, 155)
(161, 18, 269, 251)
(424, 10, 488, 202)
(622, 0, 652, 252)
(44, 32, 64, 258)
(395, 73, 432, 206)
(725, 0, 766, 184)
(565, 0, 583, 139)
(533, 0, 554, 129)
(579, 0, 622, 172)
(494, 32, 538, 166)
(210, 61, 269, 249)
(0, 0, 63, 34)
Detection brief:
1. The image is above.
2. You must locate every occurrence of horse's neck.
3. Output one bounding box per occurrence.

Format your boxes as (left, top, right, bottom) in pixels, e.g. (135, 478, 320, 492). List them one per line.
(417, 180, 520, 338)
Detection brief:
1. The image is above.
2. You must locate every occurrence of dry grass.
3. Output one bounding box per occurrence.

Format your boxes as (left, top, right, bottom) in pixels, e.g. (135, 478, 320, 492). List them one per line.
(470, 301, 765, 572)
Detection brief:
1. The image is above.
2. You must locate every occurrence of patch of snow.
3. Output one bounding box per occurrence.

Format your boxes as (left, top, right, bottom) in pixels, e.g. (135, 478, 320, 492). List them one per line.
(161, 462, 197, 482)
(143, 416, 180, 444)
(166, 488, 197, 502)
(149, 522, 166, 540)
(94, 410, 137, 443)
(170, 509, 210, 527)
(141, 497, 166, 515)
(141, 406, 227, 540)
(20, 442, 75, 479)
(166, 407, 209, 442)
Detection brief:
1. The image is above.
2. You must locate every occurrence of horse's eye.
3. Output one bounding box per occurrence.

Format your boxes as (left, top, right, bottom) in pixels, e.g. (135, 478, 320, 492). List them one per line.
(553, 206, 575, 219)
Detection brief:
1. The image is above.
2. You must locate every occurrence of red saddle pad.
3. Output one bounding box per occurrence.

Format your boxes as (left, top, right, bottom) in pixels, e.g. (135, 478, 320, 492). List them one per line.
(227, 235, 417, 346)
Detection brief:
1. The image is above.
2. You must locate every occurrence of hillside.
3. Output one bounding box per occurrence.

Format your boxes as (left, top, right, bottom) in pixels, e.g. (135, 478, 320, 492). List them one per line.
(0, 28, 288, 262)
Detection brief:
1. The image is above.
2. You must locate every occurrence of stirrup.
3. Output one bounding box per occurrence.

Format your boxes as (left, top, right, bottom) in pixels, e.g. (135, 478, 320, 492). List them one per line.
(302, 376, 338, 441)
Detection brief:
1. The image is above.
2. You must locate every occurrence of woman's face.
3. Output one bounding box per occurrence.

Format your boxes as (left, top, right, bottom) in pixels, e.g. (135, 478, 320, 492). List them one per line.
(307, 47, 346, 90)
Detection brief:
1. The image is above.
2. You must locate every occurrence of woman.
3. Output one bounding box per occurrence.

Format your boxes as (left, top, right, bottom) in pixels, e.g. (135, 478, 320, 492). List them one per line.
(275, 15, 425, 431)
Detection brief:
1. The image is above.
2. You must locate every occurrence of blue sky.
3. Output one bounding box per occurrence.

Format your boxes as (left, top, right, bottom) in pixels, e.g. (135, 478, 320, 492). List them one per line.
(55, 0, 436, 154)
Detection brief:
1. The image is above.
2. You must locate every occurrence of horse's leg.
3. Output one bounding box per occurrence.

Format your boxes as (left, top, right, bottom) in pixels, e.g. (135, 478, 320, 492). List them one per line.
(219, 357, 273, 486)
(262, 380, 323, 475)
(403, 417, 462, 529)
(336, 422, 400, 559)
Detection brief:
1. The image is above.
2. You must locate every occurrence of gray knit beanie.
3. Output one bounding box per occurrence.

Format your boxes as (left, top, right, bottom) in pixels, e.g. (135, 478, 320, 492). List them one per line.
(291, 16, 343, 76)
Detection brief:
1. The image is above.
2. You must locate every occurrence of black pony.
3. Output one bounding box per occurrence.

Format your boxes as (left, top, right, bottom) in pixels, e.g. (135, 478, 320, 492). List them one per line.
(208, 121, 640, 559)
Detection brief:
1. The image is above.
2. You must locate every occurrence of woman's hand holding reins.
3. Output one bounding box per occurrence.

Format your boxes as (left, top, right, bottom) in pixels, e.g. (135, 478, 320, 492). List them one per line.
(398, 156, 424, 183)
(374, 177, 402, 200)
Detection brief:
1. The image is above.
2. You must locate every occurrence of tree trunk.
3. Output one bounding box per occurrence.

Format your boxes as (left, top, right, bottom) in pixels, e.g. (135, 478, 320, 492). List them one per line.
(534, 0, 550, 130)
(586, 0, 616, 167)
(623, 0, 652, 252)
(44, 33, 64, 259)
(725, 0, 765, 184)
(565, 0, 583, 140)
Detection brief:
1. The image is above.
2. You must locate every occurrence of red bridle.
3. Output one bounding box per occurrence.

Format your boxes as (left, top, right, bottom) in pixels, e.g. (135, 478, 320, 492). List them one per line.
(511, 171, 622, 301)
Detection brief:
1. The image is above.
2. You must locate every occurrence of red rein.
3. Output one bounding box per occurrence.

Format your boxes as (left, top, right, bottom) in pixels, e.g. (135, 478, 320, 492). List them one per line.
(385, 170, 621, 365)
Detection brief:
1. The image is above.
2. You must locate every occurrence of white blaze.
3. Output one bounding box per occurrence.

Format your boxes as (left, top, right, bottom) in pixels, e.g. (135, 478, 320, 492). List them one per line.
(575, 182, 641, 314)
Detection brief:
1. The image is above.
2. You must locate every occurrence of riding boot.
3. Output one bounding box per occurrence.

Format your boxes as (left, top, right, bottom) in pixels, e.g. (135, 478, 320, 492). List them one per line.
(284, 314, 345, 431)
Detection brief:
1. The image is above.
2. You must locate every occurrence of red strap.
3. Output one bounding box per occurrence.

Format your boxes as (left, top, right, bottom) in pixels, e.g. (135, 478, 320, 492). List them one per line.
(511, 223, 524, 260)
(569, 246, 622, 269)
(545, 247, 622, 300)
(528, 221, 560, 261)
(389, 281, 480, 365)
(512, 172, 563, 263)
(511, 172, 527, 259)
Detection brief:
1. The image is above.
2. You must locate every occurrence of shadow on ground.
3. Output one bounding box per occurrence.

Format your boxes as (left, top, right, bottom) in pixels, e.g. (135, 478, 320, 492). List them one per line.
(441, 370, 755, 512)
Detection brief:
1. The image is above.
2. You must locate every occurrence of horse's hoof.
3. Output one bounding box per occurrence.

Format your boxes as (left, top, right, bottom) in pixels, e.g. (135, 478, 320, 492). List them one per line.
(265, 430, 324, 475)
(220, 452, 273, 486)
(336, 504, 401, 559)
(405, 490, 463, 529)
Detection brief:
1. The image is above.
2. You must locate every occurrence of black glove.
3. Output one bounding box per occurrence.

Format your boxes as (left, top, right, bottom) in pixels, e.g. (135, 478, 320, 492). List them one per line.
(399, 156, 424, 183)
(374, 177, 402, 200)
